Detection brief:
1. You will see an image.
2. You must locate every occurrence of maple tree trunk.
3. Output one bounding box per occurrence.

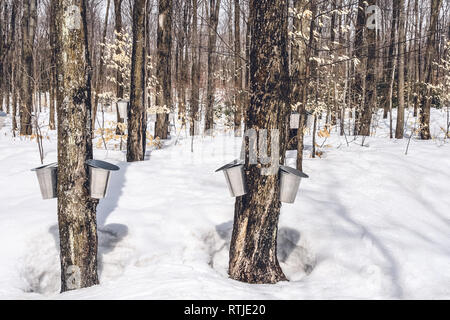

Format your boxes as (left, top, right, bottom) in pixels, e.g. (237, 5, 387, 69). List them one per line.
(53, 0, 99, 292)
(359, 0, 376, 137)
(234, 0, 243, 136)
(93, 0, 111, 129)
(20, 0, 37, 135)
(353, 0, 365, 135)
(114, 0, 125, 134)
(127, 0, 147, 161)
(155, 0, 172, 139)
(190, 0, 200, 136)
(384, 0, 398, 119)
(296, 0, 316, 171)
(395, 0, 406, 139)
(204, 0, 221, 134)
(229, 0, 290, 284)
(420, 0, 442, 140)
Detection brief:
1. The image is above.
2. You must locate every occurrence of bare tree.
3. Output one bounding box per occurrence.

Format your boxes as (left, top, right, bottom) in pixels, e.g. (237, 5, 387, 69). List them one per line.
(127, 0, 147, 161)
(204, 0, 221, 133)
(20, 0, 38, 135)
(229, 0, 290, 284)
(420, 0, 443, 140)
(190, 0, 200, 136)
(395, 0, 406, 139)
(155, 0, 173, 139)
(53, 0, 99, 292)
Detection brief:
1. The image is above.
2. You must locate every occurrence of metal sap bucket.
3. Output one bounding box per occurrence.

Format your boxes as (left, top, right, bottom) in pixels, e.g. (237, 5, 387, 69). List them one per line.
(279, 165, 309, 204)
(290, 112, 300, 129)
(149, 114, 157, 122)
(306, 111, 314, 128)
(117, 99, 129, 120)
(87, 160, 120, 199)
(31, 163, 58, 200)
(216, 160, 248, 197)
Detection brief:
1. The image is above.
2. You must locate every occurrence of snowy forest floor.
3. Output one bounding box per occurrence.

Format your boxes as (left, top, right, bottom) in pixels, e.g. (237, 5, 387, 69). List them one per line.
(0, 107, 449, 299)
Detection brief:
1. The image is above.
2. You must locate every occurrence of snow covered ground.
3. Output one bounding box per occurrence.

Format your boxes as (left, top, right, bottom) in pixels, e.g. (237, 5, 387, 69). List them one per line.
(0, 107, 449, 300)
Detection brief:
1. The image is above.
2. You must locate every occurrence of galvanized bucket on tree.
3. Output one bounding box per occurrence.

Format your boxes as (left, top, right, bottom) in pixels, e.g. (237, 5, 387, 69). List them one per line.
(279, 165, 309, 204)
(149, 114, 157, 122)
(31, 163, 58, 200)
(117, 99, 129, 120)
(306, 111, 314, 128)
(216, 160, 248, 197)
(290, 112, 300, 129)
(87, 160, 120, 199)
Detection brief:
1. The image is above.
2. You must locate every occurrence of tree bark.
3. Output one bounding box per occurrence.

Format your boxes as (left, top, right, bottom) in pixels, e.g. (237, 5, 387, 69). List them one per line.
(234, 0, 243, 136)
(190, 0, 200, 136)
(54, 0, 99, 292)
(127, 0, 147, 161)
(395, 0, 406, 139)
(93, 0, 111, 129)
(296, 0, 317, 171)
(0, 1, 4, 112)
(204, 0, 221, 134)
(155, 0, 173, 139)
(229, 0, 290, 284)
(359, 0, 376, 137)
(384, 0, 399, 119)
(353, 0, 365, 135)
(49, 0, 57, 130)
(419, 0, 442, 140)
(114, 0, 125, 134)
(20, 0, 38, 135)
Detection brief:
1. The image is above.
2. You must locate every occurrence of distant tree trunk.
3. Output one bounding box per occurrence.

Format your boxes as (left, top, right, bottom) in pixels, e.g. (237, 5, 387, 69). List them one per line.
(244, 10, 250, 124)
(114, 0, 124, 134)
(296, 0, 317, 171)
(353, 0, 365, 135)
(190, 0, 200, 136)
(395, 0, 406, 139)
(178, 1, 190, 126)
(93, 0, 111, 129)
(204, 0, 221, 134)
(413, 0, 419, 117)
(20, 0, 37, 135)
(155, 0, 172, 139)
(49, 0, 57, 130)
(234, 0, 243, 136)
(0, 2, 3, 112)
(330, 0, 337, 126)
(384, 0, 399, 119)
(359, 0, 376, 137)
(229, 0, 290, 284)
(127, 0, 147, 161)
(419, 0, 442, 140)
(12, 65, 18, 131)
(54, 0, 99, 292)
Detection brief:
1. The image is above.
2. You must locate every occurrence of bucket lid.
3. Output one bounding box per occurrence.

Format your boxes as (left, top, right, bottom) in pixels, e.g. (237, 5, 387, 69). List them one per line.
(87, 159, 120, 171)
(215, 160, 244, 172)
(280, 165, 309, 178)
(31, 163, 58, 172)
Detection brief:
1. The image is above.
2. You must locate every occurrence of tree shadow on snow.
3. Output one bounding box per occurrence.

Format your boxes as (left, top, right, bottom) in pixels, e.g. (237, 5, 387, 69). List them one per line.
(212, 222, 315, 277)
(318, 171, 404, 298)
(96, 161, 129, 227)
(48, 223, 129, 282)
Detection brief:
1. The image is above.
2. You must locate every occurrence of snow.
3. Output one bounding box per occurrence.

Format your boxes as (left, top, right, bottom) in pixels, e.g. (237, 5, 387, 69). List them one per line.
(0, 107, 449, 299)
